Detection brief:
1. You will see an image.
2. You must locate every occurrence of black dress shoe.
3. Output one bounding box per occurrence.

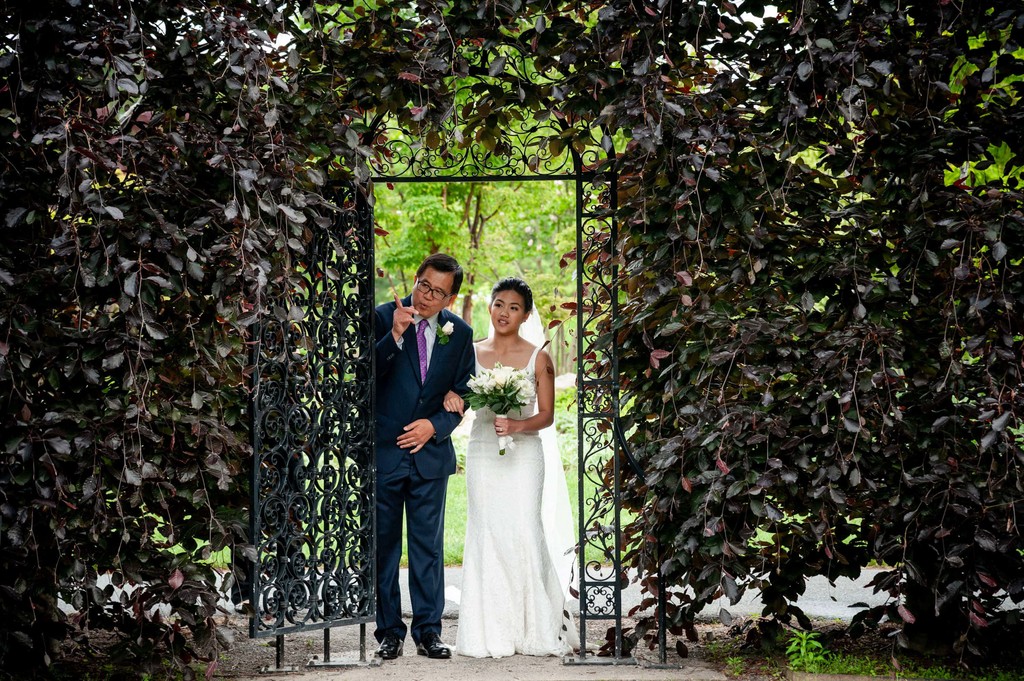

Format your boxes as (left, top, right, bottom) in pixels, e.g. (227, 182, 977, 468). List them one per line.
(416, 632, 451, 659)
(376, 633, 404, 660)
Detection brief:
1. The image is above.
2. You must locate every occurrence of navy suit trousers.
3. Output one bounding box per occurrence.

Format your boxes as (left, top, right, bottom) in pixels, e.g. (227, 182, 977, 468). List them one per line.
(375, 452, 448, 644)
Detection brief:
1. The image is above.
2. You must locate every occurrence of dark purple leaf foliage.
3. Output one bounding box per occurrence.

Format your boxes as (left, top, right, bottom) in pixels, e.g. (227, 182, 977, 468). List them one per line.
(2, 0, 1021, 675)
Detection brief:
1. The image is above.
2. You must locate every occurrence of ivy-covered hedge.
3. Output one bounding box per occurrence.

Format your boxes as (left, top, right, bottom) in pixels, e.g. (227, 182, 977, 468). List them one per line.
(610, 0, 1023, 660)
(2, 0, 1021, 677)
(0, 2, 364, 676)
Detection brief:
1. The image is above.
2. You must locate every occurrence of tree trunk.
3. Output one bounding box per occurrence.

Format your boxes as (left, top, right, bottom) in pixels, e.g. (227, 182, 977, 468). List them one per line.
(459, 184, 486, 325)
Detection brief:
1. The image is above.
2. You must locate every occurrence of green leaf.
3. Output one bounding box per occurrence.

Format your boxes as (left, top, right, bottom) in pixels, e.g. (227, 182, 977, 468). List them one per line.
(145, 322, 168, 340)
(47, 438, 71, 455)
(279, 205, 306, 223)
(124, 271, 139, 297)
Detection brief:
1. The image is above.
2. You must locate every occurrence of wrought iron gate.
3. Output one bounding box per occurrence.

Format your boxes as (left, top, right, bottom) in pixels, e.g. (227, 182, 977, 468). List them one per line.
(249, 183, 377, 658)
(248, 40, 643, 666)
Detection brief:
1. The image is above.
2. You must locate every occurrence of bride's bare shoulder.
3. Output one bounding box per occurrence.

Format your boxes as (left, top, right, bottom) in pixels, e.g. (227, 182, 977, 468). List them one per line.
(534, 345, 554, 372)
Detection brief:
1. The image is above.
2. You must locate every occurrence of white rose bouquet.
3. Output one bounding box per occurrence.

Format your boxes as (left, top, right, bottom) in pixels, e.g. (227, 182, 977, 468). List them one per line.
(465, 363, 535, 455)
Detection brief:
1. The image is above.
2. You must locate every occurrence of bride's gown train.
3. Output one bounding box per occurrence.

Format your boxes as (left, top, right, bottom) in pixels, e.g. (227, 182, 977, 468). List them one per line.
(456, 346, 578, 658)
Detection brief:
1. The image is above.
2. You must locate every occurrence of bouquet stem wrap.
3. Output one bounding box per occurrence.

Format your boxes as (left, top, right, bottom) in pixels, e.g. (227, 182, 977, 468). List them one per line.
(496, 414, 510, 455)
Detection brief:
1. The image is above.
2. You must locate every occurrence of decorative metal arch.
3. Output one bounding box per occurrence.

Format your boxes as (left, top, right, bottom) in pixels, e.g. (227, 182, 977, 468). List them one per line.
(368, 43, 603, 182)
(367, 42, 635, 664)
(248, 37, 643, 668)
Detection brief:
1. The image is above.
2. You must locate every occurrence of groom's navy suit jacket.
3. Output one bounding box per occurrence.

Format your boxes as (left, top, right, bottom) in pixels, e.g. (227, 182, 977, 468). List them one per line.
(374, 298, 475, 479)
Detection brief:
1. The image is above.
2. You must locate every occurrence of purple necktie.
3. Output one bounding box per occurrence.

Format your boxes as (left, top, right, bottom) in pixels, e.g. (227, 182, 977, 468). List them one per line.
(416, 319, 429, 382)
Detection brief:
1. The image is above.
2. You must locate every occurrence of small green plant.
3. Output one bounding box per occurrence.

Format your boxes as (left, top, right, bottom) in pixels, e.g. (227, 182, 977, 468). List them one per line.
(786, 630, 829, 673)
(725, 656, 745, 676)
(701, 638, 729, 662)
(701, 636, 741, 662)
(815, 653, 890, 676)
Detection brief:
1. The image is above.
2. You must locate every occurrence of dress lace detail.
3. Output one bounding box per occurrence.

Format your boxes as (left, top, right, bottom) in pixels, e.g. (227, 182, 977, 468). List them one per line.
(456, 346, 578, 658)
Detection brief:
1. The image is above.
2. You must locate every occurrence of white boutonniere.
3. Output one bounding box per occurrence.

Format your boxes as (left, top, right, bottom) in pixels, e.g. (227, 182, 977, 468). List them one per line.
(437, 320, 455, 345)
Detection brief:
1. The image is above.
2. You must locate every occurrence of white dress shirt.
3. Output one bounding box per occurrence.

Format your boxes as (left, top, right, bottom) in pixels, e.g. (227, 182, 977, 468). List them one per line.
(395, 314, 437, 367)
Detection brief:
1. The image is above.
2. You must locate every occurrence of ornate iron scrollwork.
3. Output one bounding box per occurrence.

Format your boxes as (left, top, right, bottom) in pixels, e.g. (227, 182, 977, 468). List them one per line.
(369, 43, 603, 181)
(575, 170, 630, 657)
(250, 184, 376, 637)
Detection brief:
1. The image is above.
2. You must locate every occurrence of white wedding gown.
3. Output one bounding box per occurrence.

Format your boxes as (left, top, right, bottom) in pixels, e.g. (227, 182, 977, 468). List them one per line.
(456, 345, 579, 658)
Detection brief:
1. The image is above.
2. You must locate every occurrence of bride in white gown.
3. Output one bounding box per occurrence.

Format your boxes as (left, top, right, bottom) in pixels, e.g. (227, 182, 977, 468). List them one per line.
(444, 277, 578, 658)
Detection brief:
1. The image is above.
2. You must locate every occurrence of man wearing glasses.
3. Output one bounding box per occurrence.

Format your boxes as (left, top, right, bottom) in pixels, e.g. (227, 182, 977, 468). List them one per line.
(373, 253, 475, 661)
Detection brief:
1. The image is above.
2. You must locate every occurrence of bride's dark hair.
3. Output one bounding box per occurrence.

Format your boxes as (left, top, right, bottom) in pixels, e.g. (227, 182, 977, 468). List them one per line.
(491, 277, 533, 314)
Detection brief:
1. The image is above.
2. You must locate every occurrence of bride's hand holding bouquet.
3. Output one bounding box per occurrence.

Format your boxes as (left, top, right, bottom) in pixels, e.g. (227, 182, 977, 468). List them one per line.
(464, 363, 535, 455)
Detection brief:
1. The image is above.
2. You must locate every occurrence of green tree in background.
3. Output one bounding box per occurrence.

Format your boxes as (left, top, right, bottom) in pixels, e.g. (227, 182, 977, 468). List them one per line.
(374, 181, 576, 368)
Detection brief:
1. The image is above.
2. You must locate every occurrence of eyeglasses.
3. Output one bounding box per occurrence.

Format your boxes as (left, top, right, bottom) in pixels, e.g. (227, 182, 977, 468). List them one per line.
(415, 280, 452, 301)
